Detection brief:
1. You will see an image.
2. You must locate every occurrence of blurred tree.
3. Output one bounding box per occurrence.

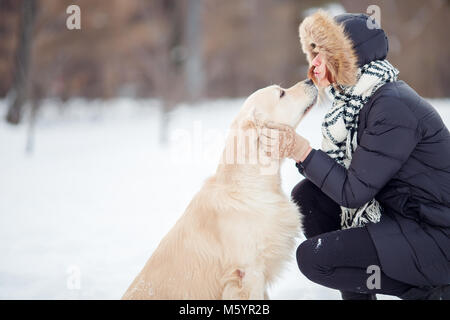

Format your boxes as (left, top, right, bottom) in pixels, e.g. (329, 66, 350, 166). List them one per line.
(0, 0, 447, 124)
(5, 0, 37, 124)
(202, 0, 333, 97)
(0, 0, 21, 97)
(149, 0, 186, 144)
(185, 0, 205, 101)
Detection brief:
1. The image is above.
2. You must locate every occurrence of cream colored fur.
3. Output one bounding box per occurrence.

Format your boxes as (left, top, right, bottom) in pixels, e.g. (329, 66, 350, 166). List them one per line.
(122, 81, 317, 300)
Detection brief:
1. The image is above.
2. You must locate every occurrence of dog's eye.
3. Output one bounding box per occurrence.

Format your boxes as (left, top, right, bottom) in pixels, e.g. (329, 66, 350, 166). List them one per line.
(279, 90, 285, 98)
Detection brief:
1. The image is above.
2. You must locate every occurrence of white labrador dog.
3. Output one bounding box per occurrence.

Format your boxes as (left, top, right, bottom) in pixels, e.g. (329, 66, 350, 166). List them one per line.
(122, 80, 318, 299)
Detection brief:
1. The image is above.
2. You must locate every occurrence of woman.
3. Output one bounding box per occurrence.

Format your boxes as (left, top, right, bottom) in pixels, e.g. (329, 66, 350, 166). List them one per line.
(260, 11, 450, 299)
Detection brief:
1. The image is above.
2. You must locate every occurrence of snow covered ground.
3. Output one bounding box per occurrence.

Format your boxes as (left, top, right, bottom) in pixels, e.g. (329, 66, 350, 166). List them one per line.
(0, 96, 449, 300)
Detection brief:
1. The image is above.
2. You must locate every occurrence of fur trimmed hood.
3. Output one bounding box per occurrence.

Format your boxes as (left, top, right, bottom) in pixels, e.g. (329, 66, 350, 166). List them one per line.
(299, 10, 389, 87)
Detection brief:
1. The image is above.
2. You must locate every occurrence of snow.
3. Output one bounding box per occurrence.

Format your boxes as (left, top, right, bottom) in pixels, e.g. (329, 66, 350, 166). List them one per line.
(0, 96, 449, 300)
(315, 238, 322, 250)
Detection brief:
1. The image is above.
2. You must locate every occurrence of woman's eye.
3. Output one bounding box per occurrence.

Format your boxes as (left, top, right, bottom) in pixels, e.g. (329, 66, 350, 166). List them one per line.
(279, 90, 285, 98)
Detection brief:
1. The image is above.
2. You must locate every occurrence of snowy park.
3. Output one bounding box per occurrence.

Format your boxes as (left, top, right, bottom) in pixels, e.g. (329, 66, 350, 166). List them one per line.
(1, 0, 448, 301)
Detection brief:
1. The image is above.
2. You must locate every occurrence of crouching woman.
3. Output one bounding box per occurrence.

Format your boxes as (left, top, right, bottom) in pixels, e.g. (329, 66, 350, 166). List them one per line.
(261, 11, 450, 299)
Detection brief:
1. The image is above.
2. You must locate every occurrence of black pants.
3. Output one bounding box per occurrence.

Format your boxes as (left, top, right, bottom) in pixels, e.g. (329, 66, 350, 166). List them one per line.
(292, 179, 413, 297)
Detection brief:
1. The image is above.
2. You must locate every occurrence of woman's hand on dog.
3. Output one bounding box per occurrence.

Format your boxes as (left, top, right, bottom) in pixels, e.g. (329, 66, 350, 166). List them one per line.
(259, 122, 311, 163)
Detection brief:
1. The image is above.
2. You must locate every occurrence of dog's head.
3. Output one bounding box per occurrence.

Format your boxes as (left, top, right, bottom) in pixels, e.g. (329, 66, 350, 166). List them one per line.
(222, 80, 317, 171)
(238, 79, 318, 130)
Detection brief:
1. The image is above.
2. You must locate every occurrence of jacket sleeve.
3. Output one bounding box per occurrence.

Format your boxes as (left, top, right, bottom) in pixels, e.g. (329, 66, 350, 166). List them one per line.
(301, 96, 420, 209)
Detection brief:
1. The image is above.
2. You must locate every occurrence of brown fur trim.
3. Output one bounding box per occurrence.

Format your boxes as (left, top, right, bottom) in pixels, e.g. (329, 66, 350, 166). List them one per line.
(299, 10, 358, 87)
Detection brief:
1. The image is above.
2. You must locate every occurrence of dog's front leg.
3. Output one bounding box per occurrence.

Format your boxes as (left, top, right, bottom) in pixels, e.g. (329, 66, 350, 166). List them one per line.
(221, 267, 265, 300)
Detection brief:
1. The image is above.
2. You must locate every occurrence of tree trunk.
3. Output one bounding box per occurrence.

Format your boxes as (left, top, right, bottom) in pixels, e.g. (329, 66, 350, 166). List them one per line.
(184, 0, 205, 101)
(158, 0, 183, 145)
(25, 93, 39, 154)
(6, 0, 37, 125)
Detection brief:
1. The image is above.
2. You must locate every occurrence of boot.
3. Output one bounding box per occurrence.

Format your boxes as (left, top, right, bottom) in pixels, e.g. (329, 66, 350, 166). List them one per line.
(341, 291, 377, 300)
(400, 285, 450, 300)
(439, 285, 450, 300)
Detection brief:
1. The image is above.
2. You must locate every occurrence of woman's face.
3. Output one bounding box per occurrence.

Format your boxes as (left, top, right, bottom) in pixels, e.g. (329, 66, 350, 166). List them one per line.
(311, 52, 331, 88)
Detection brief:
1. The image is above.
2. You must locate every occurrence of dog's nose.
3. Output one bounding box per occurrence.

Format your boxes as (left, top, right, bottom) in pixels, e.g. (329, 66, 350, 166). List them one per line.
(304, 79, 314, 86)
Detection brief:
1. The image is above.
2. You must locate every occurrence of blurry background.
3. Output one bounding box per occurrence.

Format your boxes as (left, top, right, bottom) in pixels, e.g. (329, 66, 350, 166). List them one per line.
(1, 0, 449, 126)
(0, 0, 449, 299)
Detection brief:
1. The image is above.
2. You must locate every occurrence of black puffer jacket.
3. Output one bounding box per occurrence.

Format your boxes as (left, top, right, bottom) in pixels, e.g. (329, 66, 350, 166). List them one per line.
(298, 14, 450, 286)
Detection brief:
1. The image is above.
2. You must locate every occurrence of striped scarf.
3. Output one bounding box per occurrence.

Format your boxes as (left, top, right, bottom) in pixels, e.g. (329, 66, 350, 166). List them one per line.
(322, 59, 399, 229)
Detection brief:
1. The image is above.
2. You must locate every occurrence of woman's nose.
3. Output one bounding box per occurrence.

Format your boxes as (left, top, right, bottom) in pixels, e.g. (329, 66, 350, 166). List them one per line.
(311, 55, 320, 67)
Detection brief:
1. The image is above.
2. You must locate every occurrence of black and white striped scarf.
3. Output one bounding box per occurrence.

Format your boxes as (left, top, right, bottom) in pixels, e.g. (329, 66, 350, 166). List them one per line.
(322, 59, 399, 229)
